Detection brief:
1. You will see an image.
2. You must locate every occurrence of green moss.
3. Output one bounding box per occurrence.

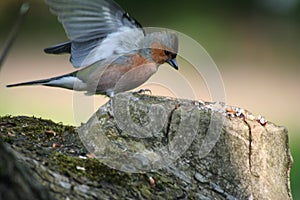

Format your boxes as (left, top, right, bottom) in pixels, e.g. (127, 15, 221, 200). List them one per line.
(48, 152, 183, 198)
(0, 115, 68, 135)
(51, 152, 138, 183)
(3, 136, 13, 144)
(0, 107, 202, 198)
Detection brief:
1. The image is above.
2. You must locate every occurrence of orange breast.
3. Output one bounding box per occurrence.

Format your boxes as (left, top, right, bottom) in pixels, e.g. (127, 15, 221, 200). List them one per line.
(150, 42, 168, 64)
(87, 54, 154, 94)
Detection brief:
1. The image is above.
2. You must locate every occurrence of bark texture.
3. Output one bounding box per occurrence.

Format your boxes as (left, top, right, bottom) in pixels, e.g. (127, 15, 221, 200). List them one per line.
(0, 92, 293, 200)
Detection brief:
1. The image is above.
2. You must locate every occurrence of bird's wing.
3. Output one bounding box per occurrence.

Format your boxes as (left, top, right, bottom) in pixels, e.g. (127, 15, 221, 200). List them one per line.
(45, 0, 143, 68)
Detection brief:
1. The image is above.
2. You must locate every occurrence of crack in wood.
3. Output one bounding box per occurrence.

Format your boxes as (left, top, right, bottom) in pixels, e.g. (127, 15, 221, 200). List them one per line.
(243, 120, 252, 174)
(165, 104, 181, 148)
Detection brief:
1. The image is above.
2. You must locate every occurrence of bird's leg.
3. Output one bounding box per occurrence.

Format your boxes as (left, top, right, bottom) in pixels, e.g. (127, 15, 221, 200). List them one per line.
(106, 98, 115, 118)
(106, 89, 114, 98)
(105, 90, 115, 118)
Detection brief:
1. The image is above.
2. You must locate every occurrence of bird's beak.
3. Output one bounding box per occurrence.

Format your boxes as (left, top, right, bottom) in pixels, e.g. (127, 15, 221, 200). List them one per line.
(167, 58, 179, 70)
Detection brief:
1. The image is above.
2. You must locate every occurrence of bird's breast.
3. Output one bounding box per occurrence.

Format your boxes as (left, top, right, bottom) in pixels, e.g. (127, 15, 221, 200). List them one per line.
(86, 54, 158, 95)
(111, 61, 158, 94)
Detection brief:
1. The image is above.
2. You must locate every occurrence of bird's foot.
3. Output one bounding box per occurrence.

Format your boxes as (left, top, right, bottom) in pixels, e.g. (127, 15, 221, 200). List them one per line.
(135, 89, 152, 95)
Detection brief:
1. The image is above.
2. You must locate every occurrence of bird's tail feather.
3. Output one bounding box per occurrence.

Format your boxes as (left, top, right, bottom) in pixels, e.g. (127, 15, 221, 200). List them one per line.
(44, 41, 71, 54)
(6, 73, 80, 90)
(7, 77, 55, 87)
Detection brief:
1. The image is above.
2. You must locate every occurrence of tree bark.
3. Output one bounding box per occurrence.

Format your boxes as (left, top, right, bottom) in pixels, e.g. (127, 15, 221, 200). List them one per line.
(0, 92, 293, 200)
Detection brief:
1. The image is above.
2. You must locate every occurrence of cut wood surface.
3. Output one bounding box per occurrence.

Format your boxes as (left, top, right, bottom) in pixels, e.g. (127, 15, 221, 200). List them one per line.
(0, 92, 293, 200)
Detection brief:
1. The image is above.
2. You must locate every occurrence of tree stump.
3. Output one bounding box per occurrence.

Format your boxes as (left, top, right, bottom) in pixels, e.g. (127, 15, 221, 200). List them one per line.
(0, 92, 293, 199)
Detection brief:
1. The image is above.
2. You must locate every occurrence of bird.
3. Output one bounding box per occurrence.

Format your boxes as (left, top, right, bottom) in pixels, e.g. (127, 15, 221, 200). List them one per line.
(7, 0, 179, 97)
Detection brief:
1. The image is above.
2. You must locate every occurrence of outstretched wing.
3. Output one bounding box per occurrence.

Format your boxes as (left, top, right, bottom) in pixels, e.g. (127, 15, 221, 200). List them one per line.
(45, 0, 143, 67)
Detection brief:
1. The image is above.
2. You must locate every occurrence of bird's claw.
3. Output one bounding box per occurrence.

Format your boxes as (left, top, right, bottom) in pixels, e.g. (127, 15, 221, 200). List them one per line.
(136, 89, 152, 95)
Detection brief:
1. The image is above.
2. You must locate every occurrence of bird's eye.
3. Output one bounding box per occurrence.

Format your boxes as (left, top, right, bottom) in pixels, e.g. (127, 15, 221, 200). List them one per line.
(164, 50, 170, 56)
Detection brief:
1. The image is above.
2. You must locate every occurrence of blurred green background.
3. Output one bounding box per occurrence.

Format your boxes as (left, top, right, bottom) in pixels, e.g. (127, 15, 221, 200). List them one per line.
(1, 0, 299, 198)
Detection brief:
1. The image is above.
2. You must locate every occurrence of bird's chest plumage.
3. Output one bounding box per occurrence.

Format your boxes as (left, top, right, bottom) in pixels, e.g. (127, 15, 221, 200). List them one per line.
(87, 54, 158, 95)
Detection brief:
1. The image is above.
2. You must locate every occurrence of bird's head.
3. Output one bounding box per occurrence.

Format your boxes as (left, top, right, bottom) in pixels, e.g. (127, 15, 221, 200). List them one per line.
(142, 31, 179, 70)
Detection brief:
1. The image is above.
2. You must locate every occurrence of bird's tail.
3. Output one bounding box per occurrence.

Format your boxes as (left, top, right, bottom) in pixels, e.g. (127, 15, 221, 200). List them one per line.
(7, 77, 55, 87)
(44, 41, 71, 54)
(6, 73, 83, 91)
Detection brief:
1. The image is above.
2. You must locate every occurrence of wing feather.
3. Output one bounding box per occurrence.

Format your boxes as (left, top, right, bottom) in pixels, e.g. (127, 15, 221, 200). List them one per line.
(44, 0, 143, 67)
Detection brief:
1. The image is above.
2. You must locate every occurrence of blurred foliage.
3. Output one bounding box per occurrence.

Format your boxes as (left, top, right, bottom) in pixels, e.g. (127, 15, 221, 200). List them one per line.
(291, 138, 300, 199)
(1, 0, 300, 54)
